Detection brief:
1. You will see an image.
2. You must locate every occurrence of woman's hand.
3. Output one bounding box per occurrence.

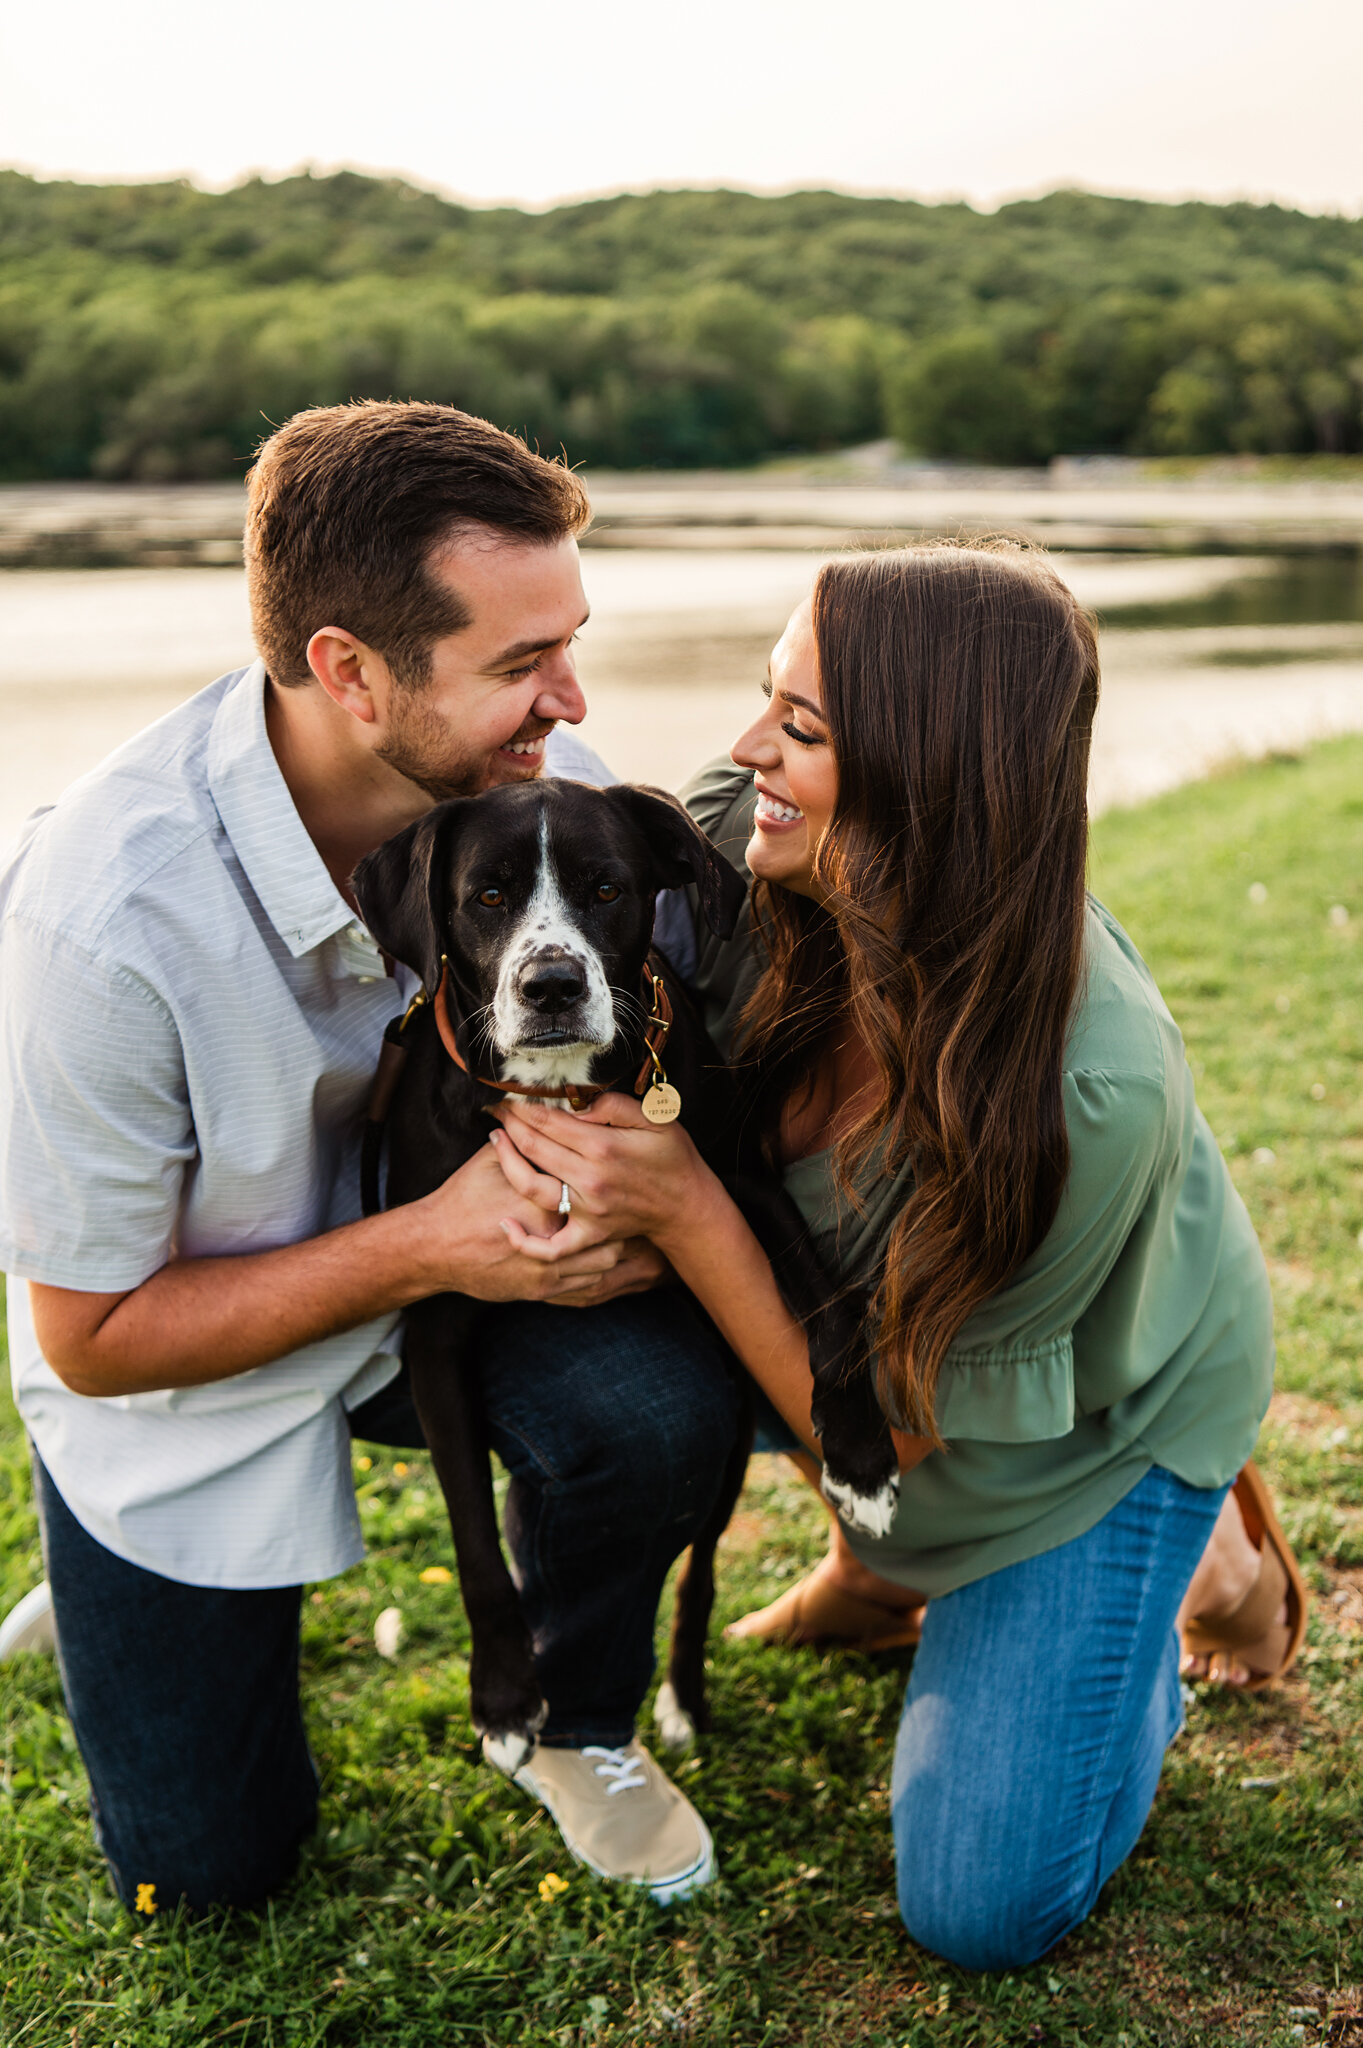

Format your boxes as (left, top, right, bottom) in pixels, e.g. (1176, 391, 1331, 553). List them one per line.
(416, 1139, 654, 1305)
(487, 1092, 714, 1253)
(491, 1096, 833, 1450)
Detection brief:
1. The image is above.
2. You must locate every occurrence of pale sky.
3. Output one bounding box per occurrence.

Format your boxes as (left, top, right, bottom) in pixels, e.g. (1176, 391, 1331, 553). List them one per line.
(2, 0, 1360, 215)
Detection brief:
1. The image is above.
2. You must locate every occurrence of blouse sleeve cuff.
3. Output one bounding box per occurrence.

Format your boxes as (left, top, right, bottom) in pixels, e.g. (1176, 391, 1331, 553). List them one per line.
(933, 1334, 1076, 1443)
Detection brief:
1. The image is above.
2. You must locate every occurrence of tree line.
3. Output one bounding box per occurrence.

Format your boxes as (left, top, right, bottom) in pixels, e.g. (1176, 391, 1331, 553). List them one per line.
(1, 170, 1361, 477)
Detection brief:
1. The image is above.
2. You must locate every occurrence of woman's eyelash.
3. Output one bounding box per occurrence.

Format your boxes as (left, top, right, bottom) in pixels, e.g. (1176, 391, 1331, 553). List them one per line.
(781, 720, 823, 747)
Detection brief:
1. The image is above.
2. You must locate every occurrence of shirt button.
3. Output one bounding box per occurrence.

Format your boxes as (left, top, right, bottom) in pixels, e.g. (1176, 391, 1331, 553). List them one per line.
(358, 974, 377, 985)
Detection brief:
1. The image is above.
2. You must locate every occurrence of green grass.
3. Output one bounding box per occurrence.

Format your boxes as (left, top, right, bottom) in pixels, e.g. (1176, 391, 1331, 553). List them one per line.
(4, 740, 1363, 2045)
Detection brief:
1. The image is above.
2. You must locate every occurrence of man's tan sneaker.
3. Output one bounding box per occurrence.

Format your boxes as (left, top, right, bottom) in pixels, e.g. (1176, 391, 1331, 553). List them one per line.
(511, 1738, 715, 1904)
(0, 1582, 56, 1661)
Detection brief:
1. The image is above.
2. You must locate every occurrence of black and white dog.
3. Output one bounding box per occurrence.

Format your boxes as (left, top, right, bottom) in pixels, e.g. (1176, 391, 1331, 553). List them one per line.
(352, 777, 898, 1776)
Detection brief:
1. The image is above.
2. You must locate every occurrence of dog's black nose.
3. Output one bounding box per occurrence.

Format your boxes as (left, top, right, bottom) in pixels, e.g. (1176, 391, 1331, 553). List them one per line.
(518, 953, 586, 1014)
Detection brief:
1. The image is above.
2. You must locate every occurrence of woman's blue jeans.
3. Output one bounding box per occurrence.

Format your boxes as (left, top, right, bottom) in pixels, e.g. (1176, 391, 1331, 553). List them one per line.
(890, 1462, 1224, 1970)
(752, 1393, 1225, 1970)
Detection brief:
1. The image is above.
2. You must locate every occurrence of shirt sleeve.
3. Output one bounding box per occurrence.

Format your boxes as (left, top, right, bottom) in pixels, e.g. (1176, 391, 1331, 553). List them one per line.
(0, 918, 194, 1290)
(681, 757, 756, 875)
(651, 890, 698, 982)
(931, 1068, 1172, 1443)
(678, 760, 761, 1043)
(543, 728, 617, 787)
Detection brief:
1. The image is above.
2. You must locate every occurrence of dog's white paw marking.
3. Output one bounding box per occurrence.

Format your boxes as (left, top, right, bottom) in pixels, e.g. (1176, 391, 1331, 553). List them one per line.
(821, 1472, 901, 1540)
(482, 1729, 538, 1777)
(653, 1681, 696, 1753)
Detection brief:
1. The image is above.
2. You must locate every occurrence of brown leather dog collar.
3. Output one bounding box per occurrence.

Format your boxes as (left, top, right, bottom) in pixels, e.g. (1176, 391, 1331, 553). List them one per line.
(432, 958, 673, 1111)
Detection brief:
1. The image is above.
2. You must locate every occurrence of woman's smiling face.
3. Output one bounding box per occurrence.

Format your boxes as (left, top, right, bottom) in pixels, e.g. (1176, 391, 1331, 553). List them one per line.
(730, 598, 838, 901)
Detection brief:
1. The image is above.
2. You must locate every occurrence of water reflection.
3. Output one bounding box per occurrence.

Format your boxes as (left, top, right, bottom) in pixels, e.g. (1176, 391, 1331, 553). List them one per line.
(1197, 640, 1363, 668)
(2, 547, 1362, 853)
(1097, 550, 1363, 631)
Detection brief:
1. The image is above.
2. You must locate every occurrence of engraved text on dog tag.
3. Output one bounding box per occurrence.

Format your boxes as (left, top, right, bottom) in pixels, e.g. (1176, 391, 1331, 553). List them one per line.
(641, 1082, 682, 1124)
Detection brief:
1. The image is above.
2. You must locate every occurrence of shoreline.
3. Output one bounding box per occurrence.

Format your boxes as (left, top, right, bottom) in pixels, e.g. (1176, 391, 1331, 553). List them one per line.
(5, 474, 1363, 570)
(3, 549, 1363, 858)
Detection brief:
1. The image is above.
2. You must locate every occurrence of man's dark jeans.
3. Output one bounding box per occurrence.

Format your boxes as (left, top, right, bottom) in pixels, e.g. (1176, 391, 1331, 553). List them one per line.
(35, 1291, 740, 1913)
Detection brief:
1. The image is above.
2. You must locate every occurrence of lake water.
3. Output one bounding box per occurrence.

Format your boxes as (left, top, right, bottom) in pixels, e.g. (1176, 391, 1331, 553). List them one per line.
(3, 548, 1362, 855)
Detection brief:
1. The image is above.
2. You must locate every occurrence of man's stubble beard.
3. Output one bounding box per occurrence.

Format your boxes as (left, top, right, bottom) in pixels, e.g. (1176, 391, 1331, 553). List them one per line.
(375, 686, 548, 802)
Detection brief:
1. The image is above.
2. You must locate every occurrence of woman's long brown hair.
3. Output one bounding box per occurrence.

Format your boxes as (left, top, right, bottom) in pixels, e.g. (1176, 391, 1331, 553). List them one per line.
(740, 541, 1100, 1441)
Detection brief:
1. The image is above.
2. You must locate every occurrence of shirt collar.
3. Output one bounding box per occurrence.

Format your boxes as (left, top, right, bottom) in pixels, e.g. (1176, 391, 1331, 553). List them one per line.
(206, 662, 354, 959)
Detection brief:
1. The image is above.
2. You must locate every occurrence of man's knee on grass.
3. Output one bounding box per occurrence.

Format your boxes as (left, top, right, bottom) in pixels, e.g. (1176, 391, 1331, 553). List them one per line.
(102, 1790, 317, 1920)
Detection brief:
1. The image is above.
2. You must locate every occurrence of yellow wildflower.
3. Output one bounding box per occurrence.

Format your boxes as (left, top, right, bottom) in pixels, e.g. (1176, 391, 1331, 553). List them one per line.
(419, 1566, 453, 1585)
(355, 1455, 372, 1472)
(393, 1462, 410, 1478)
(537, 1872, 569, 1902)
(134, 1882, 157, 1916)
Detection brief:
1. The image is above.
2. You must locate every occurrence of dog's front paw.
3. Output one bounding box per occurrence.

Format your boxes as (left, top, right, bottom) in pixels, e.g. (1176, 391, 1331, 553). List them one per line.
(481, 1726, 540, 1777)
(821, 1469, 900, 1540)
(476, 1694, 549, 1778)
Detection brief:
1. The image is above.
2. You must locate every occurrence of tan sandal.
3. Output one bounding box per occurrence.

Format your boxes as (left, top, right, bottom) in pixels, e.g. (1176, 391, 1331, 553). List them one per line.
(1183, 1462, 1309, 1691)
(725, 1557, 924, 1653)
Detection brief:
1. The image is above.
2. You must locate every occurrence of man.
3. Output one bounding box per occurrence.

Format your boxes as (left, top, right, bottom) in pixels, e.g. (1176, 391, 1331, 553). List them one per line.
(0, 401, 736, 1912)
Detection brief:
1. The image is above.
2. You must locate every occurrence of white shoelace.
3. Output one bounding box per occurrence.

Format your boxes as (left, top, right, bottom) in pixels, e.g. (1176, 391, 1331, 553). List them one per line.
(582, 1745, 648, 1795)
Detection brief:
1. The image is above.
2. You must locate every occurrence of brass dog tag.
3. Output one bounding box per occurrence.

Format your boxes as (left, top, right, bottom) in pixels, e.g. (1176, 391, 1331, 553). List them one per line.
(641, 1082, 682, 1125)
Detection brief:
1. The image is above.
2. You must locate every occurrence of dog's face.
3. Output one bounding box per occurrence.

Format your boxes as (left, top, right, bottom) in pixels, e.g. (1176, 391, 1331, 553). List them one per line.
(352, 780, 747, 1092)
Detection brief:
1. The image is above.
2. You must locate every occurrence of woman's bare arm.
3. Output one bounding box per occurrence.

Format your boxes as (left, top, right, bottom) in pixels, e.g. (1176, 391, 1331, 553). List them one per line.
(654, 1174, 928, 1470)
(654, 1174, 825, 1453)
(489, 1102, 931, 1471)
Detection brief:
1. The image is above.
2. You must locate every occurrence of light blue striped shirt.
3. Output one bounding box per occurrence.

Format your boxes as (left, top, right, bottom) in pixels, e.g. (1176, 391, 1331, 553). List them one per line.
(0, 661, 620, 1588)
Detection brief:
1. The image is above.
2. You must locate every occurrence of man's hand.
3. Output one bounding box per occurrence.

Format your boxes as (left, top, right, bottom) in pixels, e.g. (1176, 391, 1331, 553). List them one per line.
(414, 1139, 638, 1303)
(538, 1237, 674, 1307)
(30, 1134, 662, 1401)
(486, 1093, 712, 1255)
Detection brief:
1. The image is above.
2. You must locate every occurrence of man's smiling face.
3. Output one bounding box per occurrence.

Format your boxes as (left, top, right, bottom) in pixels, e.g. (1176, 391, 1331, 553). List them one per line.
(373, 528, 590, 801)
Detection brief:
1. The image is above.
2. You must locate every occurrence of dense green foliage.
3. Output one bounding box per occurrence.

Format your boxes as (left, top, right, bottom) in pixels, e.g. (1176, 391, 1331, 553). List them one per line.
(2, 168, 1363, 474)
(2, 736, 1362, 2042)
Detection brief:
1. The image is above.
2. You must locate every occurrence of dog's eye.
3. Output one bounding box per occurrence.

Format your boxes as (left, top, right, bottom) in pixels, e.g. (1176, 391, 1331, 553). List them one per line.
(477, 887, 505, 909)
(594, 882, 622, 904)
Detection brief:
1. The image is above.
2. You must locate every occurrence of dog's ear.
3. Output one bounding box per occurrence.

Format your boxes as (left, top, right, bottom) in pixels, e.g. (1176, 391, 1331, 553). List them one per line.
(604, 784, 748, 939)
(351, 801, 471, 994)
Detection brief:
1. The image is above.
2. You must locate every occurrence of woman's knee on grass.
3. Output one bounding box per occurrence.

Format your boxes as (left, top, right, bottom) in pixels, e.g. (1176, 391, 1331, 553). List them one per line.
(895, 1837, 1096, 1973)
(890, 1709, 1104, 1973)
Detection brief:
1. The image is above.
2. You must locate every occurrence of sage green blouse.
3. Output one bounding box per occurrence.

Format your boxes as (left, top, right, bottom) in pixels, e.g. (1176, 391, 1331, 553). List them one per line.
(683, 758, 1274, 1598)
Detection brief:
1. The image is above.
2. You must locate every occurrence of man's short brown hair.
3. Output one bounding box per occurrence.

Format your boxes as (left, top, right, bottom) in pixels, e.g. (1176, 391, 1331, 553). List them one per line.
(244, 401, 592, 688)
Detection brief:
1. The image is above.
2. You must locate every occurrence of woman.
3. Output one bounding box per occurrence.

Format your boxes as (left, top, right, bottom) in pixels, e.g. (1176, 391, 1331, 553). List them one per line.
(486, 541, 1307, 1970)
